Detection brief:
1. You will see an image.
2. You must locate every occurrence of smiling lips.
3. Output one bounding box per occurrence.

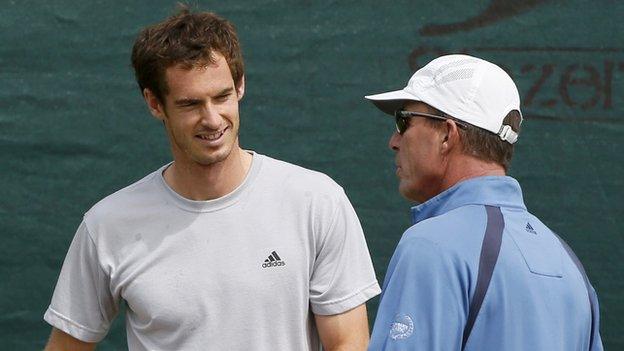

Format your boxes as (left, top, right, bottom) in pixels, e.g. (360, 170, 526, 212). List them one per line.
(196, 127, 227, 142)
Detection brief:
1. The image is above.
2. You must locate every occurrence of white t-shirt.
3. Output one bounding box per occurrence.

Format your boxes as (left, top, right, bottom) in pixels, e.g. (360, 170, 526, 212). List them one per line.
(44, 153, 381, 350)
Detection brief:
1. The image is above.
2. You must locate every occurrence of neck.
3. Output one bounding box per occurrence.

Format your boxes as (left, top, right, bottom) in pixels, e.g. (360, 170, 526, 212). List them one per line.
(163, 147, 253, 201)
(439, 155, 506, 193)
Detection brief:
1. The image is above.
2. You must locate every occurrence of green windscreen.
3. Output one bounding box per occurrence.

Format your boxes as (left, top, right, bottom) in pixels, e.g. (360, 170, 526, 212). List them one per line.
(1, 1, 622, 349)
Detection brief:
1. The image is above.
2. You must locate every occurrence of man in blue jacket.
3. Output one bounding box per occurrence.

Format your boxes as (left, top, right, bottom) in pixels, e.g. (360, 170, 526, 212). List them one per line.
(365, 54, 603, 351)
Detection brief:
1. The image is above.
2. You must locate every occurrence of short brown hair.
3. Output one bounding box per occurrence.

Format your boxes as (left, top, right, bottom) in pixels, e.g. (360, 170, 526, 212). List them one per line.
(459, 110, 521, 171)
(426, 107, 522, 171)
(131, 5, 244, 103)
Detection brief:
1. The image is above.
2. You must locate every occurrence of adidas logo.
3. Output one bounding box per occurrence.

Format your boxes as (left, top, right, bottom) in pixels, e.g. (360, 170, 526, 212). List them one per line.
(525, 222, 537, 235)
(262, 251, 286, 268)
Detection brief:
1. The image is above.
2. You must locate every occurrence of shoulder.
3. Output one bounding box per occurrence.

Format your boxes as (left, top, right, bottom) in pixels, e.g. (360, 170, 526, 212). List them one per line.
(382, 227, 474, 317)
(403, 205, 488, 255)
(83, 168, 163, 230)
(255, 154, 354, 238)
(257, 153, 345, 196)
(384, 207, 491, 298)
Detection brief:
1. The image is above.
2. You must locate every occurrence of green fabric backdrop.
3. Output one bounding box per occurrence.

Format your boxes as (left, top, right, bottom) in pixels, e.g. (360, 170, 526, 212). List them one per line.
(1, 1, 622, 349)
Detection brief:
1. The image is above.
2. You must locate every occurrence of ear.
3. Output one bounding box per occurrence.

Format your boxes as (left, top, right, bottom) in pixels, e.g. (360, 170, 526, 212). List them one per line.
(143, 88, 166, 121)
(236, 75, 245, 101)
(441, 119, 460, 155)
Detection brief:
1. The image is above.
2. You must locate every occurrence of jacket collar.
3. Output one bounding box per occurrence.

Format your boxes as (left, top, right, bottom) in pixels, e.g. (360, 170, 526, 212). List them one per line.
(411, 176, 526, 224)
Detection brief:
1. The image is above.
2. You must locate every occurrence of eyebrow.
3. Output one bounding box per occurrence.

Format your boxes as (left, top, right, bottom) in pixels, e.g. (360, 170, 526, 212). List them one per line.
(214, 87, 234, 96)
(173, 87, 234, 106)
(174, 98, 202, 106)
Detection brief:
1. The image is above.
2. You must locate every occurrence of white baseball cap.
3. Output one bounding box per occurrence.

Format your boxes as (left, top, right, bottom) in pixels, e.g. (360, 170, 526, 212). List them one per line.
(365, 54, 522, 144)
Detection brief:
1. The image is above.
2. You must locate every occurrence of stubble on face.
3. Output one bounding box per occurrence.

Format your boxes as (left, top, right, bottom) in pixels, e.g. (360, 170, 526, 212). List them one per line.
(160, 54, 243, 169)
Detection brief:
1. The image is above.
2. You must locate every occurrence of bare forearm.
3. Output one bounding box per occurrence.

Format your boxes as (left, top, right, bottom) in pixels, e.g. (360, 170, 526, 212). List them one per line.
(315, 304, 370, 351)
(323, 341, 368, 351)
(44, 328, 97, 351)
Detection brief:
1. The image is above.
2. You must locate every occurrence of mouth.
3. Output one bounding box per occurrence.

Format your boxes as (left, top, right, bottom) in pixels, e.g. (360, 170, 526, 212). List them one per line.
(195, 127, 228, 142)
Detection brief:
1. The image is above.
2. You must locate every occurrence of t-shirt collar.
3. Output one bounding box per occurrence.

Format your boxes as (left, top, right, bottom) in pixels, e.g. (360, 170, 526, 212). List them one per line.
(156, 150, 262, 213)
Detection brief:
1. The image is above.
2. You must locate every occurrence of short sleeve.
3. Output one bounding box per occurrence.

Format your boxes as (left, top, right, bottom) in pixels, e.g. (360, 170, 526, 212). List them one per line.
(44, 220, 119, 342)
(309, 189, 380, 315)
(369, 237, 468, 350)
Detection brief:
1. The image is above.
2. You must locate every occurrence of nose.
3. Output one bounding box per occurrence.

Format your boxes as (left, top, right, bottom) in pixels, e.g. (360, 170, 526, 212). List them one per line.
(199, 103, 223, 130)
(388, 131, 400, 151)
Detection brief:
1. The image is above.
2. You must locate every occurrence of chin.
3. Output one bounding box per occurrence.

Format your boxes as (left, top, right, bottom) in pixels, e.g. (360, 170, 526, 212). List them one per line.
(398, 184, 414, 201)
(398, 183, 424, 203)
(195, 154, 228, 166)
(194, 147, 234, 166)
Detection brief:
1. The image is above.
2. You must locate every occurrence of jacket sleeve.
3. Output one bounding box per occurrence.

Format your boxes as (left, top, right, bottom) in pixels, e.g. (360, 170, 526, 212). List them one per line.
(369, 237, 470, 351)
(589, 284, 604, 351)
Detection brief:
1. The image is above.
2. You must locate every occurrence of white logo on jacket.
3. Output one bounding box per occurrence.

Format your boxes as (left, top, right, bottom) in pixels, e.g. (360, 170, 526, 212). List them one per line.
(390, 314, 414, 340)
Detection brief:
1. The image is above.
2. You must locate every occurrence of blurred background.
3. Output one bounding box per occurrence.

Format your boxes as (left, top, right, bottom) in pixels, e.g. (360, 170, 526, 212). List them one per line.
(1, 0, 622, 349)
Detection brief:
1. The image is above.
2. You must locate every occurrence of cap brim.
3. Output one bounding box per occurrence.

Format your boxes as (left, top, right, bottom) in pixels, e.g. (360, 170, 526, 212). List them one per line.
(365, 89, 420, 116)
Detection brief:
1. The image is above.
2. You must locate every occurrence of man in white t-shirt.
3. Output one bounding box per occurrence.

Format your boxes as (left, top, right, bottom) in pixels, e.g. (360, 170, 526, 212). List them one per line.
(43, 7, 380, 351)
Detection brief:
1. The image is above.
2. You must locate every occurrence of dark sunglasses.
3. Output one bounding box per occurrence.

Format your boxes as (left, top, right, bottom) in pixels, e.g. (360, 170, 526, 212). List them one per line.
(394, 109, 468, 134)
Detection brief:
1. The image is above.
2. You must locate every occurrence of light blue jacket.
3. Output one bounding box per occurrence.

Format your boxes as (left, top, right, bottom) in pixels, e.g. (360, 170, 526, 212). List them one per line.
(369, 176, 603, 351)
